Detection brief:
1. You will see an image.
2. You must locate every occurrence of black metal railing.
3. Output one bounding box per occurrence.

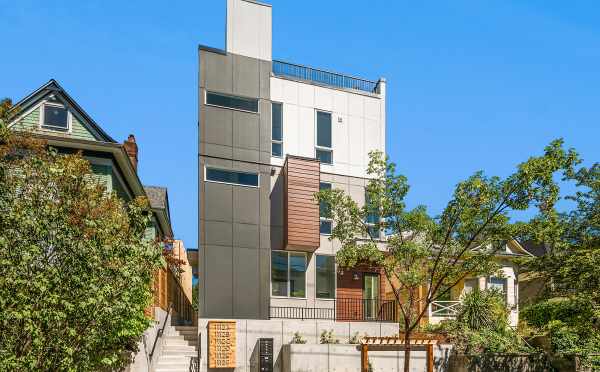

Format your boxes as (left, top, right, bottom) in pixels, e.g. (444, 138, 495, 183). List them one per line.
(273, 60, 380, 94)
(270, 298, 397, 322)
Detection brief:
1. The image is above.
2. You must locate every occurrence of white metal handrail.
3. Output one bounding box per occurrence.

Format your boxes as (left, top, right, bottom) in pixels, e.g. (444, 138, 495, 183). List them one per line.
(428, 300, 460, 318)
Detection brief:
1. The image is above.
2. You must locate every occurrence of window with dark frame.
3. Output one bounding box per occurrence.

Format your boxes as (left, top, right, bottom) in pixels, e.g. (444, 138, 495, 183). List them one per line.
(271, 251, 306, 298)
(365, 191, 380, 239)
(205, 91, 259, 113)
(315, 111, 332, 164)
(42, 105, 68, 131)
(316, 255, 335, 299)
(272, 102, 283, 157)
(319, 182, 332, 235)
(205, 168, 259, 187)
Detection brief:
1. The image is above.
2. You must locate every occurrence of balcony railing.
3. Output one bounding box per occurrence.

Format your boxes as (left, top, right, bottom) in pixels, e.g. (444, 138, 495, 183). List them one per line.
(273, 60, 381, 94)
(428, 300, 460, 318)
(270, 298, 397, 322)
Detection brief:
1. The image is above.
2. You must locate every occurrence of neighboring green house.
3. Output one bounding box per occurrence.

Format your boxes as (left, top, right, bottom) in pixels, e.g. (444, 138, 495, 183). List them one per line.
(7, 79, 173, 240)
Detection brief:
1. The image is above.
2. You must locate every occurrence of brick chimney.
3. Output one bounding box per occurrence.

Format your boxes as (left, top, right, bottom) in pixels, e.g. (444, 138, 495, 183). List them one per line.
(123, 134, 138, 171)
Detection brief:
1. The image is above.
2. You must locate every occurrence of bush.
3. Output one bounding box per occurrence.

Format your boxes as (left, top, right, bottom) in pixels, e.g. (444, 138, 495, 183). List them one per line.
(291, 332, 306, 344)
(446, 289, 531, 354)
(320, 330, 340, 344)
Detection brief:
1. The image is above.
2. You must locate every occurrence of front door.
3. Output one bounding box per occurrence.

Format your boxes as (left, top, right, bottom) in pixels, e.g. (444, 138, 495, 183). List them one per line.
(363, 273, 379, 320)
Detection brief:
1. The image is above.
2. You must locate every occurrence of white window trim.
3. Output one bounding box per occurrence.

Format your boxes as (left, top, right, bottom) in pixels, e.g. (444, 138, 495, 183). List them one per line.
(271, 101, 284, 158)
(204, 90, 260, 114)
(486, 276, 509, 303)
(315, 110, 333, 164)
(270, 250, 308, 299)
(315, 254, 337, 300)
(203, 166, 260, 188)
(39, 101, 72, 133)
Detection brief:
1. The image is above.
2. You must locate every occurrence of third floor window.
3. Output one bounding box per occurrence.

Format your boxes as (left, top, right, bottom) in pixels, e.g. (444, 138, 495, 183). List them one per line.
(315, 111, 332, 164)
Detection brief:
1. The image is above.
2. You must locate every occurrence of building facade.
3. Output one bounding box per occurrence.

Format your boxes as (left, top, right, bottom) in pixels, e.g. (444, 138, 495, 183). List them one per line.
(198, 0, 387, 322)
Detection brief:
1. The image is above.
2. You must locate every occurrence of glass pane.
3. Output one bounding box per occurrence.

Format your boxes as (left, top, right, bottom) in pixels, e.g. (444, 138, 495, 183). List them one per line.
(289, 253, 306, 298)
(206, 92, 259, 112)
(272, 102, 282, 140)
(320, 220, 332, 235)
(316, 111, 332, 148)
(43, 106, 68, 130)
(319, 183, 331, 217)
(316, 149, 332, 164)
(206, 168, 258, 187)
(271, 251, 288, 296)
(488, 277, 507, 293)
(363, 274, 379, 300)
(316, 255, 335, 299)
(367, 225, 379, 240)
(272, 142, 282, 157)
(463, 278, 479, 294)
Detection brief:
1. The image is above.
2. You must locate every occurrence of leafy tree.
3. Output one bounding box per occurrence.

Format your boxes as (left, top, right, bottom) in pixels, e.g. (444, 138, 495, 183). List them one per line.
(316, 141, 577, 372)
(0, 112, 163, 370)
(519, 158, 600, 366)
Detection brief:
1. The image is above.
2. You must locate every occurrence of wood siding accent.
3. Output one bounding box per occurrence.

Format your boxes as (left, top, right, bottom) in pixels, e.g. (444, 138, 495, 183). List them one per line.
(284, 156, 320, 252)
(336, 266, 386, 320)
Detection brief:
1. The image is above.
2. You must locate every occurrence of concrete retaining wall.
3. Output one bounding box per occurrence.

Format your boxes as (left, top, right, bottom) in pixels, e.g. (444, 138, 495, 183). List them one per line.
(282, 343, 453, 372)
(447, 353, 553, 372)
(198, 318, 450, 372)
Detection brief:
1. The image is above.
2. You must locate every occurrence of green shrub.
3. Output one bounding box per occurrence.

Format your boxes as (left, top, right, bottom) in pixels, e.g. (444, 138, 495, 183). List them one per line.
(320, 329, 340, 344)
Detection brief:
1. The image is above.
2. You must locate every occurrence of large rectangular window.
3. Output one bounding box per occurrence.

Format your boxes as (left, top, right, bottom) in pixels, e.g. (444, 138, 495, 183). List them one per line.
(272, 102, 283, 157)
(316, 111, 332, 164)
(319, 182, 332, 235)
(205, 91, 259, 113)
(487, 276, 508, 303)
(271, 251, 307, 298)
(42, 104, 69, 131)
(316, 255, 335, 299)
(205, 167, 259, 187)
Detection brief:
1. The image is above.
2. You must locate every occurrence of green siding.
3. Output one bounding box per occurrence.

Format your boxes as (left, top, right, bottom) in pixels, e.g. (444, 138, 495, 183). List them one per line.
(112, 173, 130, 201)
(90, 164, 112, 193)
(14, 105, 100, 141)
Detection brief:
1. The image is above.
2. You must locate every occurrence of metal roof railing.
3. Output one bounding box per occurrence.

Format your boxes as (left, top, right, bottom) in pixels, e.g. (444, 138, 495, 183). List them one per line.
(273, 60, 381, 94)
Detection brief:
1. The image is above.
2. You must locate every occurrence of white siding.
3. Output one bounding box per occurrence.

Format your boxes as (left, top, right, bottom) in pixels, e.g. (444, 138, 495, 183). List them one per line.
(226, 0, 272, 61)
(270, 77, 386, 179)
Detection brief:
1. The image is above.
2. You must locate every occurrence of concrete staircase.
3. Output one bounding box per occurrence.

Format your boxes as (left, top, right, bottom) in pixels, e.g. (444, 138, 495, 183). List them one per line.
(154, 325, 198, 372)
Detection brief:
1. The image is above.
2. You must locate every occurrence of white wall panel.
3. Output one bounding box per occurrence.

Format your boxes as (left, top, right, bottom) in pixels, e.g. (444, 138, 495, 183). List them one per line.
(226, 0, 272, 61)
(298, 106, 315, 158)
(364, 96, 381, 121)
(348, 93, 364, 118)
(315, 86, 333, 112)
(283, 104, 299, 156)
(298, 84, 314, 108)
(282, 79, 298, 104)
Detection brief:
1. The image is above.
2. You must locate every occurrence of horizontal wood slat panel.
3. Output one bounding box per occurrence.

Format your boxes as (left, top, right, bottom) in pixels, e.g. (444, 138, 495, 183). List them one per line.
(284, 156, 320, 252)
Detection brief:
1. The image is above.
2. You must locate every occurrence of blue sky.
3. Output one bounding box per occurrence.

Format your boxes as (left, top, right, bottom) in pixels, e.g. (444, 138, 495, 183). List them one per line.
(2, 0, 599, 248)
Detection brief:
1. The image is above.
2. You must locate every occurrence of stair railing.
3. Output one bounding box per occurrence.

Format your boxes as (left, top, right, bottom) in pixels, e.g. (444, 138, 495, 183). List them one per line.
(148, 303, 173, 367)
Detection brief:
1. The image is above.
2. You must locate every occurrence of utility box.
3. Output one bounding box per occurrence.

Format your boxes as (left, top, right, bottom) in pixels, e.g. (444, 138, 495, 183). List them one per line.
(250, 338, 273, 372)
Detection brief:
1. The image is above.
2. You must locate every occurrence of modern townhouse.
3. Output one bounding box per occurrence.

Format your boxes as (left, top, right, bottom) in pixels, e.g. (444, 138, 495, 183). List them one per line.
(196, 0, 528, 370)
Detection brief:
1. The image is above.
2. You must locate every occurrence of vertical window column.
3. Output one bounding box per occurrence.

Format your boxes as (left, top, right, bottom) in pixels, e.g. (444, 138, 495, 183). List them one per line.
(316, 255, 335, 299)
(319, 182, 332, 235)
(315, 111, 332, 164)
(272, 102, 283, 157)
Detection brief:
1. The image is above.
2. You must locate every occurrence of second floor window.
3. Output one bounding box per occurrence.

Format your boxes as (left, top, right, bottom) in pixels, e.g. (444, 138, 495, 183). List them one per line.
(272, 102, 283, 157)
(319, 182, 332, 235)
(365, 191, 380, 239)
(315, 111, 332, 164)
(205, 167, 259, 187)
(42, 104, 69, 131)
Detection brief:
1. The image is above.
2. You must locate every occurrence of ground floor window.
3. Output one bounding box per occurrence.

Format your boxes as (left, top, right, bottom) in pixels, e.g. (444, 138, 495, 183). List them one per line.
(316, 255, 335, 299)
(271, 251, 306, 298)
(487, 276, 508, 302)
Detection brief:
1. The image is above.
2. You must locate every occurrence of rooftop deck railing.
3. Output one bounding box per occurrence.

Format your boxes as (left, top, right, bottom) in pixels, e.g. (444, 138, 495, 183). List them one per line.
(272, 60, 381, 94)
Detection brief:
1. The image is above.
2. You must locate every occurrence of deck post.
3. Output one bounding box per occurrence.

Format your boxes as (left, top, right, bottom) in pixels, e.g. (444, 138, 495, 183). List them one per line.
(361, 344, 369, 372)
(427, 343, 434, 372)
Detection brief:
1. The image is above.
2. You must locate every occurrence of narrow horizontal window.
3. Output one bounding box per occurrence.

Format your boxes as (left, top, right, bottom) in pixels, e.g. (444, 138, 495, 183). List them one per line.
(272, 142, 282, 157)
(42, 105, 68, 131)
(206, 91, 259, 113)
(205, 168, 258, 187)
(316, 149, 333, 164)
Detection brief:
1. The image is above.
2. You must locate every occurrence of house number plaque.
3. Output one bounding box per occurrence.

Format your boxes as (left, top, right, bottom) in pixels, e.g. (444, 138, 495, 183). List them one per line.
(208, 321, 236, 368)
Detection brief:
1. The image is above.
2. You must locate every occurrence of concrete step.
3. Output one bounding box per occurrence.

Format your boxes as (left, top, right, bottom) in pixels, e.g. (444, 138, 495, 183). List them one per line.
(157, 356, 191, 364)
(160, 349, 197, 356)
(164, 339, 197, 347)
(165, 335, 198, 342)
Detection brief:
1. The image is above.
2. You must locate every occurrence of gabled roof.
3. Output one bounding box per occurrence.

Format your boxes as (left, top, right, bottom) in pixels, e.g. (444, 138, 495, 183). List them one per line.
(10, 79, 115, 143)
(144, 185, 173, 239)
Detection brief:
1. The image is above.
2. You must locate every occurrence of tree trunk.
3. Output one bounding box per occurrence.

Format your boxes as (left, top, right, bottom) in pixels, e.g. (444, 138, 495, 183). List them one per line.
(403, 331, 411, 372)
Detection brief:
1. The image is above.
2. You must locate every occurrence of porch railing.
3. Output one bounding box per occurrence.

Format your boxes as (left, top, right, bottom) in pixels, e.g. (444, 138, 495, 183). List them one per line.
(428, 300, 460, 318)
(270, 298, 397, 322)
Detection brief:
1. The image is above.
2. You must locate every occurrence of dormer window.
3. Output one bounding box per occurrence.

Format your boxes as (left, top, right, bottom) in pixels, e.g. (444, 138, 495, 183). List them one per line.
(42, 104, 69, 131)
